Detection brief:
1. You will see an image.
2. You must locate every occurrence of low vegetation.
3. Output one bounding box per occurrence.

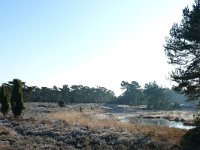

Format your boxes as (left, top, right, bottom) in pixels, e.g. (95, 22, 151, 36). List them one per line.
(49, 110, 186, 144)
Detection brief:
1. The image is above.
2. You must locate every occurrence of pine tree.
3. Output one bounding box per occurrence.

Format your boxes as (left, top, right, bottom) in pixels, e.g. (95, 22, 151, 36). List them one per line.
(11, 79, 24, 118)
(0, 84, 10, 117)
(165, 2, 200, 148)
(164, 0, 200, 100)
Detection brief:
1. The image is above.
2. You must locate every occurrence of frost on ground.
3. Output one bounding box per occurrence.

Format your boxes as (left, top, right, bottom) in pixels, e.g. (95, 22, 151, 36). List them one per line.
(0, 103, 188, 150)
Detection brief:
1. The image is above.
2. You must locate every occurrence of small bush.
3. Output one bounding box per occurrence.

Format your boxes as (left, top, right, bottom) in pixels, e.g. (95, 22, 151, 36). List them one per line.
(58, 100, 65, 107)
(80, 106, 83, 112)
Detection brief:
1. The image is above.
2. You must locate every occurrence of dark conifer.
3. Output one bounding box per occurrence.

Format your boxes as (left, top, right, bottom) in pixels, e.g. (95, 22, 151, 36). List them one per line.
(11, 79, 24, 118)
(0, 84, 10, 117)
(164, 0, 200, 100)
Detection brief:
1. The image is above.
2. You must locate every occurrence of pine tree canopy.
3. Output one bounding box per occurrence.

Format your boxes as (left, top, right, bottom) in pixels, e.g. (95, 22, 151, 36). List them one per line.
(164, 0, 200, 100)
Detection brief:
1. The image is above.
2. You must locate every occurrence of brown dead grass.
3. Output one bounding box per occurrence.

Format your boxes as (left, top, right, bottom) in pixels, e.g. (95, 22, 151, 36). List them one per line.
(48, 111, 186, 144)
(0, 145, 15, 150)
(0, 125, 10, 136)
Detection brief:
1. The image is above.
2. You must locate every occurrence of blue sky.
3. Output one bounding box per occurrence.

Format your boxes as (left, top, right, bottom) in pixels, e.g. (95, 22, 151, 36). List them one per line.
(0, 0, 194, 95)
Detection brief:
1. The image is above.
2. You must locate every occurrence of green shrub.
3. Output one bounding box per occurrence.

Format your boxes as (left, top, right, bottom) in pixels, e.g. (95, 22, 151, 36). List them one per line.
(58, 100, 65, 107)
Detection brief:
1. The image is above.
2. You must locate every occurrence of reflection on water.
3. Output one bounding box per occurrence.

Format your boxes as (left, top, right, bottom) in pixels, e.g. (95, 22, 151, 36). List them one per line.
(120, 116, 195, 130)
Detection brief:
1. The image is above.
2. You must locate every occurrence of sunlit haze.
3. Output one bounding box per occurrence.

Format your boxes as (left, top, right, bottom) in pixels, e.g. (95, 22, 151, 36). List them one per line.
(0, 0, 194, 95)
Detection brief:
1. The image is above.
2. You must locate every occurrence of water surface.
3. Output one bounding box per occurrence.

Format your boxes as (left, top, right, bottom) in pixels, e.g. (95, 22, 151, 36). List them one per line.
(118, 115, 195, 130)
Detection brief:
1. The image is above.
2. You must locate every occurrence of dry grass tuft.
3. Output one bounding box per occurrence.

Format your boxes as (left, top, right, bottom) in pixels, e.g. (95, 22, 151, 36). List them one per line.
(48, 111, 186, 144)
(0, 126, 10, 136)
(0, 145, 15, 150)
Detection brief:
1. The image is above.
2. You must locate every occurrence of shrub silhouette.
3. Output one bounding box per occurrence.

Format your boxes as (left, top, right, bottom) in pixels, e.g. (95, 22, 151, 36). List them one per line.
(11, 79, 24, 118)
(0, 84, 10, 117)
(58, 100, 65, 107)
(193, 113, 200, 127)
(180, 127, 200, 150)
(181, 114, 200, 150)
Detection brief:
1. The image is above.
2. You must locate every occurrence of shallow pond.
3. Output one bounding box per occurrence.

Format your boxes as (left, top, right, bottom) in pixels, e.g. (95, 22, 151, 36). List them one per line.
(119, 116, 195, 130)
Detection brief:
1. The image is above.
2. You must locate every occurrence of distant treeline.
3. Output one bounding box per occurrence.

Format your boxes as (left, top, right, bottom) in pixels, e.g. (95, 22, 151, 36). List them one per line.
(30, 85, 115, 103)
(1, 79, 187, 110)
(112, 81, 186, 110)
